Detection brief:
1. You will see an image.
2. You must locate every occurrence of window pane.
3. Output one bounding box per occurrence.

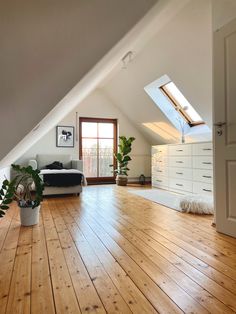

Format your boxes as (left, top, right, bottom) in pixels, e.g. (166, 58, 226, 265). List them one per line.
(82, 122, 97, 138)
(99, 139, 114, 177)
(82, 139, 97, 177)
(164, 82, 203, 123)
(185, 106, 203, 123)
(98, 123, 114, 138)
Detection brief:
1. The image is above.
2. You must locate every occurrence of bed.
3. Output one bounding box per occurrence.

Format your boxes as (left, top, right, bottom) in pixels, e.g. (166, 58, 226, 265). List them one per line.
(29, 154, 86, 196)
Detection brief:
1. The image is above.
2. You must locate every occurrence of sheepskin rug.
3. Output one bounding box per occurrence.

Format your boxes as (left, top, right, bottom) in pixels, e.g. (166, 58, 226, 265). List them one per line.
(179, 194, 214, 215)
(129, 189, 214, 215)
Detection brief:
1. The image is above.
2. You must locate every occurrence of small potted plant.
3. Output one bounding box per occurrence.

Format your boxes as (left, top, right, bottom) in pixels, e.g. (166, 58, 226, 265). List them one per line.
(111, 136, 135, 186)
(0, 164, 44, 226)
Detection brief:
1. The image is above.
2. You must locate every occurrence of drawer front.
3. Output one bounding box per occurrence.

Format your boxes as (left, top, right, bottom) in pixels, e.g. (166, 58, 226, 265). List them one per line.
(193, 156, 213, 170)
(152, 155, 169, 166)
(169, 144, 192, 156)
(152, 166, 169, 177)
(152, 145, 168, 155)
(169, 156, 192, 168)
(151, 162, 167, 171)
(169, 178, 193, 192)
(169, 167, 192, 180)
(193, 182, 213, 194)
(152, 175, 168, 188)
(192, 142, 213, 156)
(193, 169, 213, 184)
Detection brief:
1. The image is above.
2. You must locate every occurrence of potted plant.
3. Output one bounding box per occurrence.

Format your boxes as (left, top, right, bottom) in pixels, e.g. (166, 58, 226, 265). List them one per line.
(0, 164, 44, 226)
(111, 136, 135, 186)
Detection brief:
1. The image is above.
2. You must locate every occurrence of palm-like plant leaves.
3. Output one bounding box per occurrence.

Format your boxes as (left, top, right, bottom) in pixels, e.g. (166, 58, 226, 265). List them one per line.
(0, 179, 16, 217)
(0, 164, 44, 218)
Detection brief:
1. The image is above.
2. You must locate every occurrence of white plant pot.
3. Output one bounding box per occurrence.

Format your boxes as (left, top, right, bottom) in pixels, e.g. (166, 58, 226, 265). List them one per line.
(19, 205, 40, 226)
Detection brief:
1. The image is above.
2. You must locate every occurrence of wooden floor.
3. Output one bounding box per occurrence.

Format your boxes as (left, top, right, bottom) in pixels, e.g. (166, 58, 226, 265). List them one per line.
(1, 185, 236, 314)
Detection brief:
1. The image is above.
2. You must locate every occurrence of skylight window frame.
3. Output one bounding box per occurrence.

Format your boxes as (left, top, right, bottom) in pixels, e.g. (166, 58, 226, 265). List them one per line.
(160, 83, 204, 127)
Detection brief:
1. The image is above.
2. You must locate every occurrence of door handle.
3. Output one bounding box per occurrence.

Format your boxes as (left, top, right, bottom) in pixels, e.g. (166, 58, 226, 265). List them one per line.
(213, 122, 226, 127)
(214, 122, 226, 136)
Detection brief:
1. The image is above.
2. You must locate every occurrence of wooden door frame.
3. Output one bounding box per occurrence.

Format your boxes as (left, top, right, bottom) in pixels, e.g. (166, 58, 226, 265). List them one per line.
(79, 117, 117, 184)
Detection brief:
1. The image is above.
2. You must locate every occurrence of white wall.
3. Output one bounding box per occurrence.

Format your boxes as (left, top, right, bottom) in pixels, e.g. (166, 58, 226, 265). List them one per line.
(102, 0, 212, 145)
(18, 90, 151, 179)
(212, 0, 236, 30)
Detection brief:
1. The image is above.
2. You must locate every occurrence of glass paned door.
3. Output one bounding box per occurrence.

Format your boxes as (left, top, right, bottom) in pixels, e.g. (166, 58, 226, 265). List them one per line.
(79, 118, 117, 183)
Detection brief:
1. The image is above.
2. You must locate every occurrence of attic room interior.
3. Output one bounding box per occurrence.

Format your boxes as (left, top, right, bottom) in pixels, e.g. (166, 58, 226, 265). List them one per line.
(1, 0, 236, 313)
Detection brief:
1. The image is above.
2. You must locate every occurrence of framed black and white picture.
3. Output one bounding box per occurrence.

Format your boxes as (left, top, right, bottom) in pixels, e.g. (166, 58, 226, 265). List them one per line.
(56, 126, 74, 147)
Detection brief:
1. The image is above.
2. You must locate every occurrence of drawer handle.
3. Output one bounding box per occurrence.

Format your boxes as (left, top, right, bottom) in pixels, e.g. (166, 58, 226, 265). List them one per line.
(156, 180, 162, 182)
(176, 161, 183, 163)
(176, 149, 183, 152)
(202, 162, 212, 165)
(203, 188, 212, 192)
(176, 183, 183, 186)
(203, 175, 212, 178)
(203, 148, 212, 151)
(176, 172, 183, 175)
(157, 170, 162, 173)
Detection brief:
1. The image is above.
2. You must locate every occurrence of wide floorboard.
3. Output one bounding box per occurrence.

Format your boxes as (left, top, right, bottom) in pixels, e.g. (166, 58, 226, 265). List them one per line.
(0, 185, 236, 314)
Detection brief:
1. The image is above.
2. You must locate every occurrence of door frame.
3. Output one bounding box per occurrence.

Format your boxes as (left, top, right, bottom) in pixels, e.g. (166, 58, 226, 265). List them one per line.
(79, 117, 118, 184)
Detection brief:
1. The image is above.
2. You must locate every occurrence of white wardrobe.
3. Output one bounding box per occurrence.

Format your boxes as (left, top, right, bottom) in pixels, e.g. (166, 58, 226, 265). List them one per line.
(152, 142, 213, 195)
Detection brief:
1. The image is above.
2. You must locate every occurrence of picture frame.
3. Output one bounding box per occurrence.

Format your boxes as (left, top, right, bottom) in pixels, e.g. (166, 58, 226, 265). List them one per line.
(56, 125, 74, 147)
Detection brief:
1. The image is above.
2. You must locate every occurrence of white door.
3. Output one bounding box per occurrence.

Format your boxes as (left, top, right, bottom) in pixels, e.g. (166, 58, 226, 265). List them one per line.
(214, 18, 236, 238)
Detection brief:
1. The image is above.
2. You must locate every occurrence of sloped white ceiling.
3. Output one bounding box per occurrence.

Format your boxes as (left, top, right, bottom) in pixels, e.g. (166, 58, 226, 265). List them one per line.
(101, 0, 212, 144)
(0, 0, 157, 163)
(0, 0, 191, 168)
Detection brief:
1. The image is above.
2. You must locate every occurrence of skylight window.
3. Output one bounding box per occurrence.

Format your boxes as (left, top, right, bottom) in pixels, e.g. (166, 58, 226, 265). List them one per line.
(160, 82, 204, 126)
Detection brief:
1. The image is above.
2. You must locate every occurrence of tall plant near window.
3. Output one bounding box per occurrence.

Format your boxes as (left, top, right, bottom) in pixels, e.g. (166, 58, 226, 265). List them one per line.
(111, 136, 135, 186)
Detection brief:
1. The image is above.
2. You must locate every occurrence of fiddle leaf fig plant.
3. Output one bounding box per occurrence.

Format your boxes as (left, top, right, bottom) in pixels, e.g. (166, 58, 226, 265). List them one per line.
(0, 164, 44, 218)
(111, 136, 135, 176)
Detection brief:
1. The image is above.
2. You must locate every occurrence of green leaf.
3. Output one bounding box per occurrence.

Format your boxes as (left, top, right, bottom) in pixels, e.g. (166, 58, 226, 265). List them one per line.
(116, 153, 122, 162)
(3, 179, 9, 186)
(2, 199, 13, 205)
(0, 210, 6, 217)
(6, 192, 14, 198)
(0, 205, 9, 210)
(123, 156, 131, 162)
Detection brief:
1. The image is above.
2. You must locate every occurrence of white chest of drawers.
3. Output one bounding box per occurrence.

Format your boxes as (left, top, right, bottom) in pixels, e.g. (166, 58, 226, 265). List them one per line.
(152, 142, 213, 195)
